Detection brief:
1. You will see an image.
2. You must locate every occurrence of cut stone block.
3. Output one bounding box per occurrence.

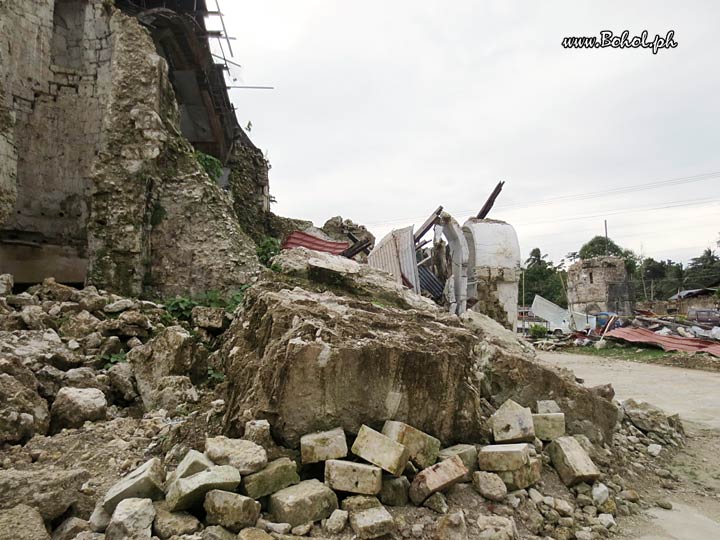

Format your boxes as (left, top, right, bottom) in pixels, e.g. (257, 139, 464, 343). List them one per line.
(348, 506, 395, 539)
(533, 413, 565, 441)
(351, 425, 410, 476)
(269, 479, 339, 527)
(167, 449, 214, 487)
(324, 460, 382, 495)
(438, 444, 478, 482)
(340, 496, 382, 513)
(105, 497, 156, 540)
(205, 436, 268, 475)
(102, 458, 165, 513)
(381, 421, 441, 469)
(152, 502, 201, 539)
(241, 457, 300, 499)
(324, 509, 349, 534)
(537, 400, 562, 414)
(547, 436, 601, 486)
(300, 427, 348, 464)
(165, 466, 241, 511)
(497, 457, 541, 490)
(408, 454, 468, 505)
(379, 476, 409, 506)
(204, 490, 261, 533)
(491, 399, 535, 443)
(477, 444, 531, 472)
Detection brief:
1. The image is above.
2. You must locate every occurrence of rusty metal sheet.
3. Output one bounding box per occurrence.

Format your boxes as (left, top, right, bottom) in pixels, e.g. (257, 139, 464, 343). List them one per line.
(282, 231, 349, 255)
(606, 327, 720, 358)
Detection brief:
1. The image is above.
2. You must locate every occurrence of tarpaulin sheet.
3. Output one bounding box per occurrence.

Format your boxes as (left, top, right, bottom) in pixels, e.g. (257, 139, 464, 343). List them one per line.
(282, 231, 349, 255)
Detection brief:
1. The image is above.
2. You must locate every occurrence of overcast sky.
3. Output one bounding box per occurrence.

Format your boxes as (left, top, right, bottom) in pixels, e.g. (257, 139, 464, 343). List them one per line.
(214, 1, 720, 267)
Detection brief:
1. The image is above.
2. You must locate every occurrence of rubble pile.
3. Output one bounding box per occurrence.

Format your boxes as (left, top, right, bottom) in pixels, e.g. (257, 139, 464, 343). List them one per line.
(0, 250, 688, 539)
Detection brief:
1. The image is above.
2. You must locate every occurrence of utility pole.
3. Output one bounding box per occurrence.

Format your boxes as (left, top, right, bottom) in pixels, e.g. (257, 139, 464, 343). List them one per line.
(604, 220, 609, 256)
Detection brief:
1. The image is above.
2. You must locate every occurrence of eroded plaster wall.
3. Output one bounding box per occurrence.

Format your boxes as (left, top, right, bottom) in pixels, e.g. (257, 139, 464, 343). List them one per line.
(567, 256, 634, 314)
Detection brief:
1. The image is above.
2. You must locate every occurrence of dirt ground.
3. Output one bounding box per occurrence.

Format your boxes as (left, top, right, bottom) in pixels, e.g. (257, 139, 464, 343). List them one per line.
(539, 351, 720, 539)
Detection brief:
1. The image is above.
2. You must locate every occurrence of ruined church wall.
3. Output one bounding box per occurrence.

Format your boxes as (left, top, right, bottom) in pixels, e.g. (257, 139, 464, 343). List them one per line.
(567, 256, 634, 314)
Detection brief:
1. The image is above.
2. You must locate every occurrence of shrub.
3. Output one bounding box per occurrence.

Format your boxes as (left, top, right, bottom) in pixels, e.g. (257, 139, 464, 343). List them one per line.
(195, 151, 223, 182)
(529, 324, 548, 338)
(257, 237, 281, 267)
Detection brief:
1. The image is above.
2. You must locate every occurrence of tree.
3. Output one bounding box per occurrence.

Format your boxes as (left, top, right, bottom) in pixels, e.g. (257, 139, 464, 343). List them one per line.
(522, 248, 567, 308)
(577, 235, 639, 274)
(684, 248, 720, 289)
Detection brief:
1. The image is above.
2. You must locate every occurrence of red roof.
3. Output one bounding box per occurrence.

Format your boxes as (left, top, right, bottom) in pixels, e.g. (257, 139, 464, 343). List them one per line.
(282, 231, 349, 256)
(606, 327, 720, 358)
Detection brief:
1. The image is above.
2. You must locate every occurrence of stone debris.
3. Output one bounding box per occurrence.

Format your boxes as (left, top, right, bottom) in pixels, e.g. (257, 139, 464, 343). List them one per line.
(152, 502, 201, 539)
(438, 443, 478, 482)
(351, 424, 410, 476)
(204, 490, 261, 532)
(0, 504, 50, 540)
(205, 436, 268, 475)
(408, 454, 468, 504)
(241, 457, 300, 499)
(472, 471, 508, 501)
(105, 497, 156, 540)
(537, 399, 563, 414)
(379, 475, 410, 506)
(476, 515, 517, 540)
(532, 412, 566, 441)
(165, 466, 241, 512)
(547, 436, 601, 486)
(167, 449, 214, 487)
(239, 528, 274, 540)
(102, 458, 165, 514)
(348, 505, 395, 539)
(478, 443, 531, 471)
(381, 420, 441, 469)
(268, 479, 339, 527)
(324, 509, 349, 534)
(300, 427, 348, 464)
(50, 387, 107, 432)
(52, 517, 90, 540)
(324, 459, 382, 495)
(422, 491, 449, 514)
(491, 399, 535, 443)
(436, 511, 468, 540)
(497, 456, 541, 490)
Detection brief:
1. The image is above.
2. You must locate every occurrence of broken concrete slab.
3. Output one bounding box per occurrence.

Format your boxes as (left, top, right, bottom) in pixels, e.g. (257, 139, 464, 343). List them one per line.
(491, 399, 535, 443)
(497, 457, 541, 490)
(381, 420, 441, 469)
(165, 466, 241, 512)
(300, 427, 348, 464)
(205, 436, 268, 475)
(477, 444, 531, 472)
(438, 444, 478, 482)
(532, 413, 565, 441)
(324, 460, 382, 495)
(268, 479, 338, 527)
(351, 425, 410, 476)
(241, 457, 300, 500)
(102, 458, 165, 514)
(408, 454, 468, 505)
(379, 476, 410, 506)
(204, 490, 261, 533)
(547, 436, 601, 486)
(348, 505, 395, 539)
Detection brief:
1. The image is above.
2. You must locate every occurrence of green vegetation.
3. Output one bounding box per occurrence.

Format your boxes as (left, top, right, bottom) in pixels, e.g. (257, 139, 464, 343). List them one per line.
(256, 237, 281, 267)
(164, 286, 251, 321)
(195, 151, 223, 182)
(522, 248, 567, 307)
(529, 324, 548, 339)
(207, 366, 226, 385)
(103, 351, 127, 370)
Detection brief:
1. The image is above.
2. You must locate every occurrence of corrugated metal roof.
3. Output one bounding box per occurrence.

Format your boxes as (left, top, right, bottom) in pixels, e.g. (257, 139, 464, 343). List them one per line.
(606, 327, 720, 357)
(669, 288, 718, 301)
(282, 231, 349, 255)
(418, 267, 444, 301)
(367, 226, 420, 293)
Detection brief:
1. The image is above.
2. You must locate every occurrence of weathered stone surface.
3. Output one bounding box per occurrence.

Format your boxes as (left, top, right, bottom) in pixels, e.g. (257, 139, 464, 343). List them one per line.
(269, 479, 338, 527)
(102, 458, 165, 514)
(622, 398, 681, 438)
(423, 492, 448, 514)
(0, 504, 49, 540)
(497, 457, 541, 490)
(242, 457, 300, 499)
(205, 436, 268, 474)
(436, 511, 468, 540)
(51, 517, 90, 540)
(491, 399, 535, 443)
(379, 476, 410, 506)
(107, 362, 138, 403)
(532, 413, 565, 441)
(323, 508, 349, 534)
(409, 455, 467, 505)
(89, 503, 111, 533)
(325, 460, 382, 495)
(192, 306, 227, 330)
(204, 490, 261, 533)
(300, 427, 348, 464)
(239, 527, 274, 540)
(475, 515, 517, 540)
(0, 358, 49, 443)
(478, 444, 531, 472)
(50, 387, 107, 432)
(152, 502, 201, 539)
(351, 425, 410, 476)
(165, 466, 241, 512)
(340, 496, 382, 513)
(0, 467, 90, 521)
(537, 400, 562, 414)
(472, 471, 507, 502)
(167, 449, 214, 487)
(381, 420, 441, 469)
(438, 444, 478, 482)
(223, 250, 492, 446)
(348, 506, 395, 539)
(547, 437, 601, 486)
(105, 498, 156, 540)
(202, 525, 237, 540)
(0, 275, 13, 296)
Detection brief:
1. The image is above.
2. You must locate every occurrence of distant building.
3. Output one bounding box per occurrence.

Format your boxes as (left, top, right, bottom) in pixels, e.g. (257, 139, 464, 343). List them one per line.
(567, 256, 634, 315)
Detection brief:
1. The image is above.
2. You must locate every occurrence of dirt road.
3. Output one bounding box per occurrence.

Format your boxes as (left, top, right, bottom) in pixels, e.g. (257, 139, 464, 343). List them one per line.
(539, 351, 720, 540)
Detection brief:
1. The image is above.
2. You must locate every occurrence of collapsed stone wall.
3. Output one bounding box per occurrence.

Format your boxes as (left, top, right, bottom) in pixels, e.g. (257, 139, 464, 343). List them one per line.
(567, 256, 634, 315)
(0, 79, 15, 224)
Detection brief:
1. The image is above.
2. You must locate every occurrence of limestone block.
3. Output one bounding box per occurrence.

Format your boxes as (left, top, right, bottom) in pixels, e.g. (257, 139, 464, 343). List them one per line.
(408, 455, 468, 505)
(497, 457, 541, 490)
(547, 436, 601, 486)
(52, 517, 90, 540)
(102, 458, 165, 513)
(300, 427, 348, 464)
(165, 466, 241, 511)
(239, 528, 273, 540)
(472, 471, 507, 502)
(423, 492, 448, 514)
(532, 413, 565, 441)
(351, 425, 409, 476)
(0, 504, 49, 540)
(491, 399, 535, 443)
(324, 460, 382, 495)
(436, 511, 468, 540)
(475, 515, 517, 540)
(202, 525, 237, 540)
(438, 444, 478, 482)
(379, 475, 410, 506)
(348, 506, 395, 539)
(381, 420, 441, 469)
(204, 490, 261, 533)
(191, 306, 226, 330)
(477, 443, 531, 472)
(537, 400, 562, 414)
(241, 457, 300, 499)
(268, 479, 339, 527)
(324, 509, 349, 534)
(105, 498, 155, 540)
(50, 387, 107, 431)
(152, 502, 201, 539)
(340, 496, 382, 512)
(205, 436, 268, 475)
(167, 449, 214, 487)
